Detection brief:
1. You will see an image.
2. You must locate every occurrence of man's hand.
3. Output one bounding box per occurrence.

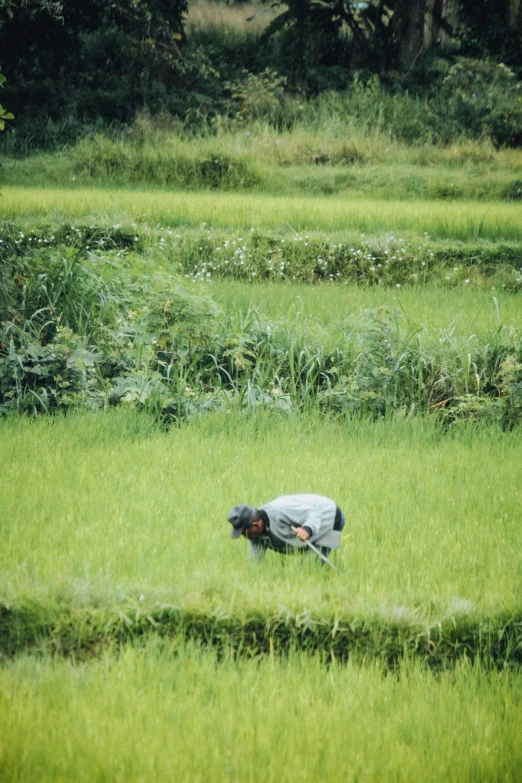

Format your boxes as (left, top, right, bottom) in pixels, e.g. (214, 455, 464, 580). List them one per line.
(292, 526, 310, 541)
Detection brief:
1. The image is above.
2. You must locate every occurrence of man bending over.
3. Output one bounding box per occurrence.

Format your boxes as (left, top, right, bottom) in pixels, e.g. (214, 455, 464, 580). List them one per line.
(227, 493, 345, 562)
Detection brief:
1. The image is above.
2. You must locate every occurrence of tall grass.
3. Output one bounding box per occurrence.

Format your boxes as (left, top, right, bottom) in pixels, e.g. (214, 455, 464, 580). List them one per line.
(2, 128, 522, 200)
(186, 0, 279, 36)
(2, 244, 521, 421)
(2, 187, 521, 240)
(1, 412, 521, 616)
(0, 644, 521, 782)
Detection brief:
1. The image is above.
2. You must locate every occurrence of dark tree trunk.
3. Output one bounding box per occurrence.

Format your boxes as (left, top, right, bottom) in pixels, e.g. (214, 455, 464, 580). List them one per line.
(515, 0, 522, 31)
(393, 0, 427, 70)
(287, 0, 309, 87)
(430, 0, 447, 45)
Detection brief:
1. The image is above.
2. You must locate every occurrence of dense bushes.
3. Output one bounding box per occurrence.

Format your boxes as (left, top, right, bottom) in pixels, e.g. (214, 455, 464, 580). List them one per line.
(0, 0, 520, 154)
(439, 61, 522, 147)
(3, 62, 521, 154)
(0, 0, 188, 129)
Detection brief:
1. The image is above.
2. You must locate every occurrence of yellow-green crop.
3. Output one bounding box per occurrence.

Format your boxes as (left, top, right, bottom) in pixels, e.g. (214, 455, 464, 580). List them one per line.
(2, 187, 521, 240)
(209, 280, 522, 337)
(1, 411, 521, 616)
(0, 644, 521, 783)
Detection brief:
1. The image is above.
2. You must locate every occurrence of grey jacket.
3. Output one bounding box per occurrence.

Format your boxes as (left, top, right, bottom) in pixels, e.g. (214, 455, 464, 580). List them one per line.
(249, 494, 341, 560)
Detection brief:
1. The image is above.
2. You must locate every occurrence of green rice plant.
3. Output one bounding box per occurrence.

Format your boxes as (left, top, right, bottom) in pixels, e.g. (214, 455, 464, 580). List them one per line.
(1, 645, 521, 782)
(2, 188, 521, 241)
(208, 279, 522, 337)
(1, 409, 521, 663)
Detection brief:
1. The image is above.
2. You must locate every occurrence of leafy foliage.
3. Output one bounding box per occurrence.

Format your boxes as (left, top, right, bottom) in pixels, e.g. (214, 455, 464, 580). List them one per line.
(455, 0, 522, 66)
(2, 0, 522, 149)
(0, 69, 14, 130)
(0, 0, 62, 18)
(0, 0, 188, 124)
(225, 68, 287, 122)
(440, 60, 522, 147)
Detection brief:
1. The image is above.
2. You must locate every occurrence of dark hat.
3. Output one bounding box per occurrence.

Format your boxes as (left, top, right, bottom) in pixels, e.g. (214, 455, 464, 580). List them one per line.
(227, 504, 256, 539)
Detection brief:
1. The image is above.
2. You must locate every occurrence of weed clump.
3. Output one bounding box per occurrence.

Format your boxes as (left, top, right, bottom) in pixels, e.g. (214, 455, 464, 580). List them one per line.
(175, 231, 522, 290)
(69, 135, 264, 189)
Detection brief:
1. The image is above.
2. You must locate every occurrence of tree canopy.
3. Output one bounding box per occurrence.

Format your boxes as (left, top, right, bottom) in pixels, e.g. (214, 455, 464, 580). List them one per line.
(0, 0, 520, 145)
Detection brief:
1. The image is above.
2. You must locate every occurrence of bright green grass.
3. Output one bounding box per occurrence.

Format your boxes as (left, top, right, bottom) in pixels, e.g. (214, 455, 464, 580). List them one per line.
(0, 643, 521, 783)
(1, 412, 521, 616)
(208, 280, 522, 336)
(2, 187, 521, 240)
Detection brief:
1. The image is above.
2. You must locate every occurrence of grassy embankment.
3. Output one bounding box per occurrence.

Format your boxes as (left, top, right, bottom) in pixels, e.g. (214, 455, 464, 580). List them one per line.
(3, 185, 522, 295)
(2, 114, 522, 201)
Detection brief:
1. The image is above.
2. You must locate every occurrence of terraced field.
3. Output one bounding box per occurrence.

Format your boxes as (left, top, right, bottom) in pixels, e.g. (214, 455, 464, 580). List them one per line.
(1, 160, 521, 780)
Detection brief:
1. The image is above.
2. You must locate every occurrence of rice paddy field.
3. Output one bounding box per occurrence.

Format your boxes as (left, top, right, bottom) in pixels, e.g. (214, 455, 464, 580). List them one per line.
(2, 186, 522, 240)
(2, 410, 521, 610)
(210, 279, 522, 335)
(1, 155, 522, 780)
(1, 645, 521, 783)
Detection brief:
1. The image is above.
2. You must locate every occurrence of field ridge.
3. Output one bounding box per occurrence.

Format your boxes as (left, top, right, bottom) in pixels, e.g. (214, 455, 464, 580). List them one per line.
(2, 599, 521, 669)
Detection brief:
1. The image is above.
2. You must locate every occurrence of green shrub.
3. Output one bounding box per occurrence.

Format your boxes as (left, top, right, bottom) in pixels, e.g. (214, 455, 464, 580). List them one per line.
(0, 328, 100, 416)
(191, 153, 262, 189)
(439, 60, 522, 147)
(225, 68, 287, 123)
(0, 247, 121, 415)
(4, 58, 522, 154)
(502, 180, 522, 201)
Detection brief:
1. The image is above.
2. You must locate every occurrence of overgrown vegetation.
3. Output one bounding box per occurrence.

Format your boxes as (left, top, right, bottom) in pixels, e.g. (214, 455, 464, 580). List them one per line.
(3, 116, 522, 201)
(1, 229, 521, 426)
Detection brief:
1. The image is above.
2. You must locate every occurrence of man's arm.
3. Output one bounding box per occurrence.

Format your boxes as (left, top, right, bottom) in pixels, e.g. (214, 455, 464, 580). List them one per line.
(299, 509, 323, 539)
